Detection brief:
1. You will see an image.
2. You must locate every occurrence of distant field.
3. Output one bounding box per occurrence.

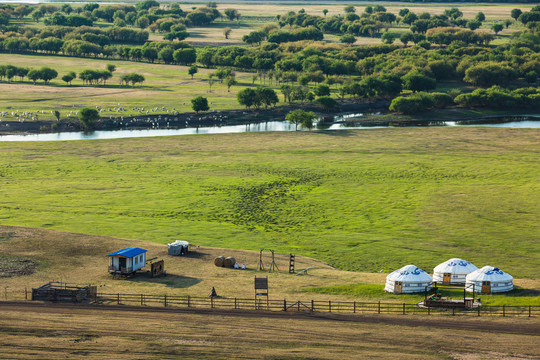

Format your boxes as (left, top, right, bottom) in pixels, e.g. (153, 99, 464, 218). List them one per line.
(0, 128, 538, 279)
(0, 54, 260, 119)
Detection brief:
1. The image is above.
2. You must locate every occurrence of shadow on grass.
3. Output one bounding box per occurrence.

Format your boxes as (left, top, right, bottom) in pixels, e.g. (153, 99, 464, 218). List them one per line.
(128, 271, 201, 288)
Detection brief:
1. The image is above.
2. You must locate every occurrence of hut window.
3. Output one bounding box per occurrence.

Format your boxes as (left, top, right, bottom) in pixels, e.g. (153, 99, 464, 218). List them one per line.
(135, 257, 138, 265)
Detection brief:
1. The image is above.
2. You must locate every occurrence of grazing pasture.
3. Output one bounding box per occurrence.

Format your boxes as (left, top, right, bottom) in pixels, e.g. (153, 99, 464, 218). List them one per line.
(0, 128, 538, 280)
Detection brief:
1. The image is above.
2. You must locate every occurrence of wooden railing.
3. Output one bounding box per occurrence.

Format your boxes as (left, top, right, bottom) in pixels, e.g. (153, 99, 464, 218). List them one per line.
(2, 288, 538, 318)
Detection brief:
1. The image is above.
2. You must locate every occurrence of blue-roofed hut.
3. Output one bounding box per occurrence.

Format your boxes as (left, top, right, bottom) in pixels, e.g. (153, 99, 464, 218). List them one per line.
(107, 247, 147, 276)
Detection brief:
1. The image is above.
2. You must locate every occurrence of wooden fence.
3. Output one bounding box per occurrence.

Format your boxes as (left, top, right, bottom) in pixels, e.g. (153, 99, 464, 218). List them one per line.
(2, 288, 538, 318)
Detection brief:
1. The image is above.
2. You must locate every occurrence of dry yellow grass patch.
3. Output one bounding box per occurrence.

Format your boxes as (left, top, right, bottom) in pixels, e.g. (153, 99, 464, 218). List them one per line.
(0, 225, 384, 301)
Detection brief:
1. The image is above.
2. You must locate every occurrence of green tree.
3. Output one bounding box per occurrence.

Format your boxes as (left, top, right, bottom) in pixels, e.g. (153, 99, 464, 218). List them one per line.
(53, 110, 60, 122)
(62, 71, 76, 85)
(510, 9, 522, 21)
(322, 9, 328, 17)
(286, 109, 317, 131)
(224, 8, 240, 21)
(491, 23, 504, 35)
(340, 34, 356, 45)
(475, 12, 485, 22)
(402, 70, 436, 92)
(381, 32, 395, 44)
(466, 20, 482, 31)
(106, 64, 116, 73)
(344, 5, 355, 13)
(78, 107, 99, 130)
(223, 27, 232, 39)
(225, 75, 237, 92)
(237, 88, 257, 109)
(191, 96, 209, 113)
(188, 65, 198, 79)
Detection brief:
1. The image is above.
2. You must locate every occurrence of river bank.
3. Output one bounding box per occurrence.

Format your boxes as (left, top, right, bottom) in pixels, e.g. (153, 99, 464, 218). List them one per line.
(0, 100, 538, 135)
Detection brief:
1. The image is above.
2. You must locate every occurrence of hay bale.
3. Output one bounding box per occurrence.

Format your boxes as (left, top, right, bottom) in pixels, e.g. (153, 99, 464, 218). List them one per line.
(214, 256, 225, 267)
(224, 256, 236, 268)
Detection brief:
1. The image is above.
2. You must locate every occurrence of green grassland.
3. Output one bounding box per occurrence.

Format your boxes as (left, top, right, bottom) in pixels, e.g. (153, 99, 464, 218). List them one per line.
(0, 128, 538, 280)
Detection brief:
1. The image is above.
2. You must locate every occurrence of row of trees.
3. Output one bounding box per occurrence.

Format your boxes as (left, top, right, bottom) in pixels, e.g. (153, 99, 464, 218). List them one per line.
(0, 64, 57, 84)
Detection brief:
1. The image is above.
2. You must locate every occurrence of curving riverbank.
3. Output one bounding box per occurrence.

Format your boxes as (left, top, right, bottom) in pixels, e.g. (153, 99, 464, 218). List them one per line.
(0, 99, 538, 135)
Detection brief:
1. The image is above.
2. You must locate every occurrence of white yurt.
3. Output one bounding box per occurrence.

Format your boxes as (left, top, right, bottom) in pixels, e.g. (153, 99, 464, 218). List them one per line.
(433, 258, 478, 285)
(465, 266, 513, 294)
(384, 265, 433, 294)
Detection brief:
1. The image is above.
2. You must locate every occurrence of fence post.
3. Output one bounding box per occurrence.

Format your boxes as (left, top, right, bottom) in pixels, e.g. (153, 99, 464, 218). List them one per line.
(164, 294, 167, 307)
(503, 305, 505, 317)
(353, 301, 356, 314)
(25, 288, 27, 301)
(329, 300, 331, 313)
(117, 293, 120, 305)
(283, 299, 286, 311)
(141, 294, 143, 306)
(311, 299, 314, 312)
(477, 305, 480, 317)
(211, 297, 214, 309)
(529, 305, 531, 318)
(298, 301, 300, 311)
(187, 295, 190, 308)
(402, 303, 406, 315)
(234, 297, 237, 310)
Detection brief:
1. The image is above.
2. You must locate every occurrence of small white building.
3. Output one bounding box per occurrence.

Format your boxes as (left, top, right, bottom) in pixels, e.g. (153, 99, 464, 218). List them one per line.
(107, 247, 147, 275)
(433, 258, 478, 285)
(384, 265, 433, 294)
(168, 240, 189, 256)
(465, 266, 513, 294)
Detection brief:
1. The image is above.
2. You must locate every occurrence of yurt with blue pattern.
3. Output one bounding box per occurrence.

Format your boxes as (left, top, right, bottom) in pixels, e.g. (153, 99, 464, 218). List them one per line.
(384, 265, 433, 294)
(465, 266, 513, 294)
(433, 258, 478, 285)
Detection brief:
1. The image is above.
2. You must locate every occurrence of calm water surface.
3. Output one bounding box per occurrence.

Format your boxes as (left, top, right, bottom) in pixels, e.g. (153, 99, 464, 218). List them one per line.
(0, 120, 538, 142)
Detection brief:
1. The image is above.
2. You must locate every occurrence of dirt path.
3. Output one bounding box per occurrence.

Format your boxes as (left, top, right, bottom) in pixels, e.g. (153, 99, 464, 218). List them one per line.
(2, 301, 539, 335)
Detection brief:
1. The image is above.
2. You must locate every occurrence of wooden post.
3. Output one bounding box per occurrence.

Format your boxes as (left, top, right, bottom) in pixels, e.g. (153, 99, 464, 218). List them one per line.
(402, 303, 406, 315)
(187, 295, 190, 308)
(234, 297, 237, 310)
(141, 294, 143, 306)
(378, 301, 381, 314)
(353, 301, 356, 313)
(25, 288, 27, 300)
(283, 299, 286, 311)
(329, 300, 331, 313)
(311, 299, 314, 312)
(211, 296, 214, 309)
(529, 305, 532, 318)
(164, 294, 167, 307)
(297, 301, 300, 311)
(503, 305, 505, 317)
(117, 293, 120, 305)
(478, 305, 481, 317)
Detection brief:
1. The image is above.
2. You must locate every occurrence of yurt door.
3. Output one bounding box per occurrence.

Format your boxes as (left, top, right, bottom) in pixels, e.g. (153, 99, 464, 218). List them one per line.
(394, 281, 403, 294)
(443, 273, 452, 284)
(481, 281, 491, 293)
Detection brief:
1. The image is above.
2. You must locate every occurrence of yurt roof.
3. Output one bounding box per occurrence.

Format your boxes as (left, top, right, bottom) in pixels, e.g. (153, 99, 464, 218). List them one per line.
(387, 265, 433, 282)
(466, 266, 513, 282)
(433, 258, 478, 274)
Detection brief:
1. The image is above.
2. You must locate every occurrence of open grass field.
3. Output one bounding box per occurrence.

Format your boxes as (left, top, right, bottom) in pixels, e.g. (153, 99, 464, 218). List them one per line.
(1, 302, 539, 360)
(0, 53, 260, 119)
(0, 128, 538, 283)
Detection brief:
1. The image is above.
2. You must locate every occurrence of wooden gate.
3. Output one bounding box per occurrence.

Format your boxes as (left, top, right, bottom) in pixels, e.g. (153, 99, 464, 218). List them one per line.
(443, 273, 452, 284)
(394, 281, 403, 294)
(481, 281, 491, 294)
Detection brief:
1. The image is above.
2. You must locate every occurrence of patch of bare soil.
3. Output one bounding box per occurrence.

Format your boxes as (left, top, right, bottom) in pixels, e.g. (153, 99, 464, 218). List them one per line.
(449, 352, 538, 360)
(0, 258, 37, 277)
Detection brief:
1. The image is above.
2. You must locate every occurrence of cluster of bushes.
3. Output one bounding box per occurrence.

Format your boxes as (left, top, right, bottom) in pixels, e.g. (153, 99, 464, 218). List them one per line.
(389, 92, 453, 114)
(455, 87, 540, 110)
(236, 87, 279, 109)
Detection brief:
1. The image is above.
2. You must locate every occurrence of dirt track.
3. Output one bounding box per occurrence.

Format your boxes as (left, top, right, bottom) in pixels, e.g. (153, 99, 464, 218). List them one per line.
(2, 301, 539, 335)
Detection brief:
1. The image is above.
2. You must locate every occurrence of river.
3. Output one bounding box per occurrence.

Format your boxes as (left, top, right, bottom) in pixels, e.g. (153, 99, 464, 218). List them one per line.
(0, 119, 538, 142)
